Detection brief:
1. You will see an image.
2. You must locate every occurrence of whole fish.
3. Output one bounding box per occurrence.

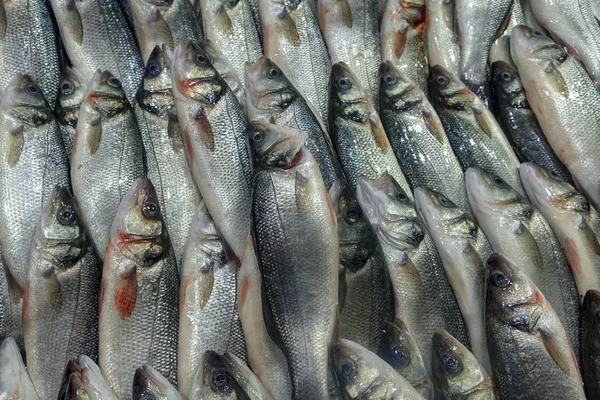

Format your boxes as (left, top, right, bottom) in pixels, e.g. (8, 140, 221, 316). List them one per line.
(49, 0, 144, 104)
(56, 67, 87, 156)
(379, 62, 470, 215)
(466, 167, 581, 363)
(133, 366, 184, 400)
(583, 289, 600, 399)
(202, 40, 247, 109)
(172, 41, 253, 261)
(250, 122, 338, 399)
(331, 339, 425, 399)
(431, 330, 495, 400)
(429, 65, 524, 197)
(485, 253, 585, 399)
(0, 338, 38, 400)
(222, 353, 275, 400)
(425, 0, 459, 76)
(131, 0, 203, 62)
(520, 162, 600, 302)
(71, 70, 146, 261)
(414, 187, 492, 373)
(98, 179, 179, 400)
(511, 26, 600, 211)
(23, 186, 101, 400)
(0, 74, 70, 290)
(259, 0, 331, 122)
(379, 319, 434, 399)
(135, 45, 202, 268)
(58, 356, 117, 400)
(178, 203, 247, 395)
(0, 260, 21, 355)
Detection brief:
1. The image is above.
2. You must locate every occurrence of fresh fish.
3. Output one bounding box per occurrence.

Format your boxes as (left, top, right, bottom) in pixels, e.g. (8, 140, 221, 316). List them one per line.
(131, 0, 203, 62)
(56, 67, 87, 157)
(71, 70, 146, 261)
(178, 203, 247, 395)
(202, 40, 247, 110)
(250, 122, 338, 399)
(222, 353, 274, 400)
(519, 0, 548, 35)
(0, 259, 21, 355)
(259, 0, 331, 122)
(133, 365, 184, 400)
(331, 339, 425, 399)
(414, 187, 492, 373)
(135, 45, 202, 268)
(431, 330, 495, 400)
(172, 41, 253, 261)
(23, 186, 101, 400)
(0, 74, 70, 290)
(425, 0, 460, 76)
(511, 26, 600, 211)
(0, 337, 38, 400)
(188, 351, 256, 399)
(381, 0, 427, 94)
(466, 167, 582, 363)
(379, 62, 470, 215)
(429, 65, 525, 197)
(583, 289, 600, 400)
(98, 179, 179, 400)
(58, 356, 117, 400)
(485, 253, 585, 399)
(49, 0, 144, 104)
(379, 319, 434, 399)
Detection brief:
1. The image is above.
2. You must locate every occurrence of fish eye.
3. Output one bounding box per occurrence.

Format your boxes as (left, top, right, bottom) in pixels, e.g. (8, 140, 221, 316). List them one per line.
(442, 355, 462, 375)
(491, 175, 508, 188)
(211, 371, 232, 393)
(501, 71, 512, 82)
(146, 59, 161, 78)
(194, 52, 210, 66)
(533, 30, 543, 38)
(581, 202, 591, 212)
(438, 194, 453, 208)
(340, 360, 357, 379)
(252, 131, 263, 141)
(57, 207, 77, 226)
(61, 81, 74, 96)
(268, 67, 280, 78)
(490, 270, 511, 288)
(392, 344, 410, 367)
(550, 170, 560, 179)
(346, 207, 361, 223)
(107, 77, 122, 88)
(382, 74, 396, 86)
(396, 191, 407, 202)
(435, 75, 449, 86)
(468, 226, 477, 237)
(336, 77, 351, 90)
(142, 201, 160, 218)
(25, 83, 40, 96)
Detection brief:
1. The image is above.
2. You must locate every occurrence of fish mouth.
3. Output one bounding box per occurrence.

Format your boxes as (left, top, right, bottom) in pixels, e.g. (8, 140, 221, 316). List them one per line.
(85, 92, 127, 117)
(56, 104, 80, 127)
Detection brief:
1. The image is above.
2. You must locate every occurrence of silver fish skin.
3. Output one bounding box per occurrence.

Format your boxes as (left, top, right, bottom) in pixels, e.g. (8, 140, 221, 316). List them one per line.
(245, 57, 342, 188)
(429, 65, 525, 197)
(318, 0, 381, 105)
(379, 62, 470, 217)
(431, 330, 495, 400)
(520, 162, 600, 302)
(172, 41, 253, 261)
(0, 74, 70, 290)
(57, 67, 87, 157)
(178, 202, 247, 395)
(49, 0, 144, 104)
(0, 260, 21, 356)
(133, 365, 184, 400)
(98, 179, 179, 400)
(519, 0, 548, 35)
(71, 70, 146, 261)
(485, 253, 585, 399)
(425, 0, 459, 77)
(592, 0, 600, 21)
(583, 289, 600, 400)
(131, 0, 203, 63)
(202, 40, 247, 110)
(332, 339, 425, 399)
(381, 0, 427, 94)
(356, 173, 470, 372)
(511, 26, 600, 212)
(466, 167, 582, 363)
(222, 353, 275, 400)
(504, 0, 525, 33)
(23, 186, 101, 400)
(0, 338, 38, 400)
(58, 355, 117, 400)
(188, 351, 254, 400)
(414, 187, 492, 374)
(0, 0, 60, 107)
(260, 0, 332, 123)
(135, 45, 202, 269)
(250, 123, 338, 399)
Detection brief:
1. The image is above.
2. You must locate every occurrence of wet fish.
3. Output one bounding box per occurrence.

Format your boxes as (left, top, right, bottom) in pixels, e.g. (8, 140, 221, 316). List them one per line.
(222, 353, 274, 400)
(425, 0, 459, 77)
(0, 337, 38, 400)
(202, 40, 247, 110)
(71, 70, 146, 261)
(56, 67, 87, 157)
(133, 365, 183, 400)
(519, 0, 548, 35)
(0, 74, 70, 290)
(172, 41, 253, 261)
(583, 289, 600, 400)
(489, 36, 514, 68)
(98, 179, 179, 400)
(58, 356, 117, 400)
(485, 253, 585, 399)
(0, 259, 21, 355)
(504, 0, 525, 33)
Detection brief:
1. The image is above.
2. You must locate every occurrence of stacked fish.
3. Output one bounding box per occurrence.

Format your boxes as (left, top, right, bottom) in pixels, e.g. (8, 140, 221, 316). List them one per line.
(1, 0, 600, 398)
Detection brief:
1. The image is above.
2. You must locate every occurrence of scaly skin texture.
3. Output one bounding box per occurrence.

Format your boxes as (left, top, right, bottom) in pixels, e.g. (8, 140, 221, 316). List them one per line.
(0, 258, 22, 357)
(57, 67, 87, 157)
(583, 290, 600, 400)
(425, 0, 459, 76)
(0, 338, 38, 399)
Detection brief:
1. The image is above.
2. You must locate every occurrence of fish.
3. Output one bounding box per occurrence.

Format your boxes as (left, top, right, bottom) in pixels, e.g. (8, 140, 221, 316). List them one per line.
(425, 0, 460, 77)
(519, 0, 548, 35)
(133, 365, 184, 400)
(583, 289, 600, 400)
(0, 259, 22, 356)
(504, 0, 525, 33)
(56, 67, 87, 157)
(250, 122, 338, 399)
(431, 330, 495, 400)
(510, 26, 600, 212)
(22, 186, 101, 400)
(135, 45, 202, 269)
(130, 0, 203, 62)
(0, 337, 38, 400)
(466, 167, 582, 364)
(414, 186, 492, 373)
(489, 36, 514, 68)
(380, 0, 428, 94)
(71, 70, 146, 261)
(520, 162, 600, 302)
(331, 339, 425, 399)
(428, 65, 525, 197)
(57, 355, 117, 400)
(49, 0, 144, 104)
(259, 0, 332, 122)
(485, 253, 585, 399)
(98, 178, 179, 400)
(222, 353, 275, 400)
(0, 74, 70, 290)
(172, 41, 253, 261)
(202, 40, 247, 110)
(356, 173, 470, 372)
(379, 62, 470, 216)
(379, 319, 434, 399)
(178, 202, 247, 395)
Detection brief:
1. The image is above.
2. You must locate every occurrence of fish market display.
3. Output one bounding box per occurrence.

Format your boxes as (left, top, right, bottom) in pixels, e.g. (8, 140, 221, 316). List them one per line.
(0, 338, 38, 400)
(56, 67, 87, 156)
(58, 355, 117, 400)
(583, 289, 600, 400)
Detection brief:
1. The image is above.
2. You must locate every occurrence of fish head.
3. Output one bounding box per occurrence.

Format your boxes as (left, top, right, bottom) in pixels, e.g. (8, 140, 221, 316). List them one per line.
(193, 351, 244, 399)
(57, 67, 86, 129)
(222, 353, 272, 399)
(331, 63, 369, 124)
(489, 36, 513, 68)
(332, 339, 383, 398)
(244, 56, 297, 115)
(379, 61, 423, 113)
(138, 45, 174, 117)
(428, 65, 474, 111)
(83, 70, 129, 118)
(583, 290, 600, 349)
(491, 61, 527, 107)
(133, 365, 178, 399)
(76, 355, 114, 398)
(1, 74, 52, 127)
(510, 25, 567, 67)
(247, 120, 308, 170)
(356, 173, 423, 251)
(379, 319, 427, 382)
(58, 359, 82, 400)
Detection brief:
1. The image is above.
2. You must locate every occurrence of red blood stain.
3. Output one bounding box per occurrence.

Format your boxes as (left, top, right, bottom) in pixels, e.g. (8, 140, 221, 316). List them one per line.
(238, 275, 251, 312)
(183, 131, 194, 168)
(114, 268, 137, 318)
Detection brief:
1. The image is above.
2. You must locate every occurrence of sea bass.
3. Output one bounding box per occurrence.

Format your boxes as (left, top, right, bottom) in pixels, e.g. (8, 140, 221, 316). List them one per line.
(0, 338, 38, 400)
(58, 355, 117, 400)
(56, 67, 87, 156)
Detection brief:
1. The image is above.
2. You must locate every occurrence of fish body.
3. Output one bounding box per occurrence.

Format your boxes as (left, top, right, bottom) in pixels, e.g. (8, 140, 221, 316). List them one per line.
(58, 355, 117, 400)
(425, 0, 459, 76)
(57, 67, 87, 157)
(133, 365, 184, 400)
(0, 338, 38, 400)
(583, 290, 600, 399)
(0, 260, 21, 355)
